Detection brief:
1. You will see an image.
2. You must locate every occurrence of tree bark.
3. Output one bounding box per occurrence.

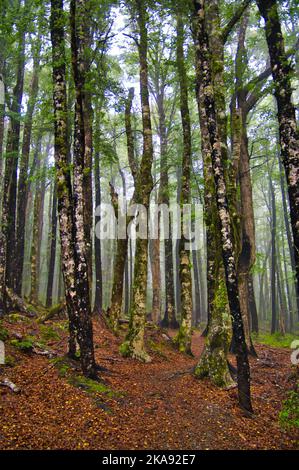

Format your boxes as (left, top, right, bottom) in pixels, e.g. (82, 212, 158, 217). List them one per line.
(46, 182, 57, 307)
(233, 14, 257, 354)
(2, 16, 26, 292)
(193, 0, 234, 388)
(51, 0, 97, 378)
(175, 11, 193, 355)
(257, 0, 299, 320)
(29, 151, 46, 305)
(120, 0, 153, 362)
(15, 33, 41, 296)
(193, 0, 253, 413)
(268, 161, 277, 334)
(93, 150, 103, 315)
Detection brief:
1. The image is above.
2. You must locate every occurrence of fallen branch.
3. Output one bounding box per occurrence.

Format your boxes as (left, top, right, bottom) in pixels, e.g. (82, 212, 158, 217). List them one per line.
(39, 302, 66, 323)
(166, 367, 194, 380)
(32, 346, 56, 359)
(0, 378, 20, 393)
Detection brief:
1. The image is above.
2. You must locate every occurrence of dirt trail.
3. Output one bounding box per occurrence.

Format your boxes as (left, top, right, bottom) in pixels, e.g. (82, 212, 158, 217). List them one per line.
(0, 318, 297, 450)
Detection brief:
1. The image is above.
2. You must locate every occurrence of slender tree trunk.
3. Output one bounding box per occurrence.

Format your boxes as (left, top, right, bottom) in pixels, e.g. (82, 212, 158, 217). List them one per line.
(2, 21, 26, 292)
(277, 231, 287, 334)
(176, 12, 193, 354)
(0, 62, 5, 313)
(281, 230, 293, 331)
(150, 195, 160, 324)
(106, 88, 137, 330)
(233, 15, 257, 355)
(15, 34, 41, 296)
(278, 154, 299, 319)
(30, 153, 46, 304)
(157, 92, 176, 328)
(93, 150, 103, 315)
(248, 273, 258, 333)
(257, 0, 299, 320)
(268, 163, 277, 335)
(193, 0, 252, 413)
(120, 0, 153, 362)
(192, 247, 201, 327)
(106, 183, 129, 332)
(0, 65, 5, 199)
(46, 182, 57, 307)
(174, 166, 182, 320)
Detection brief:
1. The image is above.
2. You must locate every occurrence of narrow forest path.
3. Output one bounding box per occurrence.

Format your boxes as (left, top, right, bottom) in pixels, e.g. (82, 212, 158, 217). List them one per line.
(0, 317, 297, 450)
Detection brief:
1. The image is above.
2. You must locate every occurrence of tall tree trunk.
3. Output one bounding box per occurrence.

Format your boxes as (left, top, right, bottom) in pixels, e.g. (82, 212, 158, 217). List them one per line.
(46, 182, 57, 307)
(257, 0, 299, 320)
(106, 184, 129, 332)
(175, 12, 193, 355)
(93, 150, 103, 315)
(278, 154, 299, 319)
(192, 247, 201, 327)
(15, 33, 41, 296)
(2, 17, 26, 292)
(106, 88, 137, 330)
(193, 0, 233, 388)
(233, 15, 257, 355)
(0, 59, 5, 313)
(193, 0, 252, 414)
(150, 183, 160, 324)
(120, 0, 153, 362)
(248, 273, 258, 333)
(277, 230, 287, 334)
(51, 0, 97, 378)
(0, 62, 5, 198)
(281, 230, 293, 332)
(30, 151, 46, 304)
(157, 90, 176, 328)
(268, 164, 277, 334)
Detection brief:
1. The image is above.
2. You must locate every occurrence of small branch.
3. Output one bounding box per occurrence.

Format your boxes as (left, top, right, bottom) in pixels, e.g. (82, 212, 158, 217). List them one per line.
(166, 367, 193, 380)
(222, 0, 252, 45)
(0, 378, 20, 393)
(123, 33, 139, 49)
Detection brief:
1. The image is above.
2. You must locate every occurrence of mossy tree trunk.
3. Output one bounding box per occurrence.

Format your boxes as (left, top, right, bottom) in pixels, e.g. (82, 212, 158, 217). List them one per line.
(15, 32, 41, 296)
(175, 11, 193, 355)
(106, 88, 137, 331)
(70, 0, 97, 377)
(193, 0, 234, 387)
(0, 65, 5, 314)
(80, 0, 93, 292)
(155, 81, 176, 328)
(231, 15, 257, 355)
(193, 0, 253, 413)
(2, 12, 26, 292)
(51, 0, 97, 379)
(30, 153, 46, 305)
(93, 149, 103, 315)
(106, 183, 130, 333)
(257, 0, 299, 321)
(120, 0, 153, 363)
(46, 182, 57, 308)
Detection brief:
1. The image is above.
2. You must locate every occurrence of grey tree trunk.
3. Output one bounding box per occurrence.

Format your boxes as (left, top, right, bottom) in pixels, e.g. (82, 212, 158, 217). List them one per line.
(257, 0, 299, 320)
(193, 0, 253, 414)
(120, 0, 154, 362)
(51, 0, 97, 378)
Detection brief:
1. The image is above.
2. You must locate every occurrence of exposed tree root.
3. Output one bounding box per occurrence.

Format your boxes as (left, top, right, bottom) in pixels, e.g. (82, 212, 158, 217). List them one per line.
(6, 288, 38, 317)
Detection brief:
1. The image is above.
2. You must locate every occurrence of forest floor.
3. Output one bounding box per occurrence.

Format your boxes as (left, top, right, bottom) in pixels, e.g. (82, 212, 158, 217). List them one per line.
(0, 315, 298, 450)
